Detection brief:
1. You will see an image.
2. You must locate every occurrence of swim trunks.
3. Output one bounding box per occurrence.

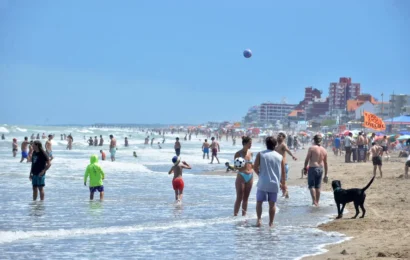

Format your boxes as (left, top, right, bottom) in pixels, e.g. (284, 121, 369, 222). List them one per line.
(406, 160, 410, 167)
(285, 163, 289, 180)
(32, 174, 46, 187)
(172, 178, 184, 191)
(22, 151, 28, 159)
(212, 148, 217, 156)
(13, 148, 17, 152)
(89, 186, 104, 193)
(110, 148, 116, 156)
(372, 156, 382, 166)
(203, 147, 209, 154)
(256, 189, 278, 202)
(308, 167, 323, 189)
(46, 150, 53, 158)
(382, 146, 387, 152)
(175, 148, 181, 156)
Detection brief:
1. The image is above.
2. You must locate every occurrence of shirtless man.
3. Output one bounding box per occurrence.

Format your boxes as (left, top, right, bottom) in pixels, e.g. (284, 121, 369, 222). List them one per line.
(357, 132, 365, 162)
(174, 137, 181, 156)
(12, 138, 18, 157)
(202, 139, 210, 159)
(20, 137, 30, 163)
(209, 137, 220, 164)
(125, 137, 129, 147)
(303, 135, 328, 207)
(94, 136, 98, 146)
(275, 132, 297, 198)
(109, 135, 117, 162)
(67, 135, 73, 150)
(144, 136, 149, 145)
(369, 142, 383, 178)
(168, 156, 191, 202)
(99, 135, 104, 146)
(45, 135, 54, 161)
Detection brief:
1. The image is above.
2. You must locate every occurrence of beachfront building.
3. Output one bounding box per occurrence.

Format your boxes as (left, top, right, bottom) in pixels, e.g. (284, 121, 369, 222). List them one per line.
(243, 106, 259, 125)
(304, 97, 329, 120)
(329, 77, 361, 115)
(389, 94, 410, 117)
(258, 102, 296, 124)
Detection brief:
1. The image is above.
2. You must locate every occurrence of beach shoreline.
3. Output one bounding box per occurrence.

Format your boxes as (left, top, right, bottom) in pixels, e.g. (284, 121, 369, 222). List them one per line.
(198, 149, 410, 259)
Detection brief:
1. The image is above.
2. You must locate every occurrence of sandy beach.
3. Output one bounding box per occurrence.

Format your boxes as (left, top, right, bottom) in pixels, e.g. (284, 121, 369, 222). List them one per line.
(202, 148, 410, 259)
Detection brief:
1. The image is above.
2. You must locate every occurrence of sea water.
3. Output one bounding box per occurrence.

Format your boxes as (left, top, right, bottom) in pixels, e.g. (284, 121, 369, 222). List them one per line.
(0, 125, 347, 260)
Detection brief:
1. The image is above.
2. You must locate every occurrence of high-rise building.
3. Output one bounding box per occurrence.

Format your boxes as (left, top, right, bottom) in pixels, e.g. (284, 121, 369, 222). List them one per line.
(258, 102, 296, 124)
(329, 77, 360, 114)
(389, 94, 410, 117)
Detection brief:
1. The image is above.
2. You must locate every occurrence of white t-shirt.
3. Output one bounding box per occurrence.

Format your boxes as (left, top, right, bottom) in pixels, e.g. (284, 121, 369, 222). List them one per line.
(344, 136, 352, 147)
(407, 155, 410, 162)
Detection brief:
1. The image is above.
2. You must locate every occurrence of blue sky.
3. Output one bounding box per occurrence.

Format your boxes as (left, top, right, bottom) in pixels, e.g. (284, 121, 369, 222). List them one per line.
(1, 0, 409, 125)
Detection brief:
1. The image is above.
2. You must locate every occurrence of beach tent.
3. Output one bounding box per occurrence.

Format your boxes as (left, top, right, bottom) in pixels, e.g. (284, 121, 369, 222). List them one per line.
(385, 115, 410, 125)
(398, 135, 410, 141)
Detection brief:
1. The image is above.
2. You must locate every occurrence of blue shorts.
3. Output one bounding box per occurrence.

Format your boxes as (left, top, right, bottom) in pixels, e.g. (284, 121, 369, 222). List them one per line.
(32, 175, 45, 187)
(22, 151, 28, 159)
(256, 189, 278, 202)
(110, 148, 116, 156)
(47, 151, 53, 158)
(175, 148, 181, 156)
(285, 163, 289, 180)
(308, 167, 323, 189)
(203, 148, 209, 154)
(89, 186, 104, 193)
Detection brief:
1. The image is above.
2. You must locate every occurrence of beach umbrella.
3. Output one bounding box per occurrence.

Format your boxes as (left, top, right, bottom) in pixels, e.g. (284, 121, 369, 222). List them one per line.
(342, 130, 351, 136)
(374, 136, 384, 141)
(389, 134, 399, 142)
(397, 135, 410, 141)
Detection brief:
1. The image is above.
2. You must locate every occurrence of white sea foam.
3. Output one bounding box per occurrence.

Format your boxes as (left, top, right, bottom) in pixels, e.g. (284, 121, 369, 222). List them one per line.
(0, 127, 9, 133)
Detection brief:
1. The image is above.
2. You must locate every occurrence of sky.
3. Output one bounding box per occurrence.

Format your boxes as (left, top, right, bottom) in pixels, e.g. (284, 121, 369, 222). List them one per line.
(1, 0, 410, 125)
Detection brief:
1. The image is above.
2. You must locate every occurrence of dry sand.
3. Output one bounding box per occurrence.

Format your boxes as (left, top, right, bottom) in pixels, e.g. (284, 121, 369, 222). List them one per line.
(200, 148, 410, 259)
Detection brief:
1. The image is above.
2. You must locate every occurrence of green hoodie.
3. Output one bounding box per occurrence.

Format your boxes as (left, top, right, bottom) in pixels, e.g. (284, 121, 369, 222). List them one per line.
(84, 155, 105, 187)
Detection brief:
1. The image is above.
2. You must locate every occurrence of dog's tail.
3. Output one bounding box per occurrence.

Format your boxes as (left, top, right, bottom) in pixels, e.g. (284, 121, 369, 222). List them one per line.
(362, 176, 375, 192)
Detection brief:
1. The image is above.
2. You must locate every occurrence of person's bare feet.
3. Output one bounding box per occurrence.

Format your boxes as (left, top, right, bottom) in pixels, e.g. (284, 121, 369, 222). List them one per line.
(285, 190, 289, 199)
(269, 222, 274, 227)
(256, 219, 262, 227)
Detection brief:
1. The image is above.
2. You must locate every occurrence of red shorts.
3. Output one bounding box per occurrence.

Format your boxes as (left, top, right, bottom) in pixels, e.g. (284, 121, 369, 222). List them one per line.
(212, 148, 218, 156)
(172, 178, 184, 191)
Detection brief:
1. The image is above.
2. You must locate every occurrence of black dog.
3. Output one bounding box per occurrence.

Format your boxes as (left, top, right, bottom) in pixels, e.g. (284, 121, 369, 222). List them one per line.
(332, 176, 375, 219)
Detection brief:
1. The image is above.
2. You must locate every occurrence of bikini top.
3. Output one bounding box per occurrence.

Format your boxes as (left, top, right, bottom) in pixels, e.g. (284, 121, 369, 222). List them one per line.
(239, 150, 253, 163)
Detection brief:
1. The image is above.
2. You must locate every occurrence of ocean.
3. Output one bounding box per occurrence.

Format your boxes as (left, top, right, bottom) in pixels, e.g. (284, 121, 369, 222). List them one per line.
(0, 125, 347, 260)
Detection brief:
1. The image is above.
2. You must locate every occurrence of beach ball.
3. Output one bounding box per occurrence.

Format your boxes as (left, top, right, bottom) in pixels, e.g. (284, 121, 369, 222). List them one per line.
(234, 157, 246, 168)
(243, 49, 252, 58)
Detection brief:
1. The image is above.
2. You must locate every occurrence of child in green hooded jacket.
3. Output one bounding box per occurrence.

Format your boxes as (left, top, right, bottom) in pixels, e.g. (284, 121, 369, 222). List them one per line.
(84, 154, 105, 200)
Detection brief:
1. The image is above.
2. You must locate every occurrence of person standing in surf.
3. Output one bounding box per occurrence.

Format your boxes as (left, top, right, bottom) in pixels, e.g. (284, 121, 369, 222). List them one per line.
(174, 137, 181, 156)
(29, 141, 52, 201)
(109, 135, 117, 161)
(202, 139, 210, 159)
(20, 137, 30, 163)
(253, 136, 286, 227)
(233, 136, 254, 216)
(84, 154, 105, 200)
(275, 131, 297, 198)
(45, 134, 54, 161)
(168, 156, 191, 202)
(209, 137, 220, 164)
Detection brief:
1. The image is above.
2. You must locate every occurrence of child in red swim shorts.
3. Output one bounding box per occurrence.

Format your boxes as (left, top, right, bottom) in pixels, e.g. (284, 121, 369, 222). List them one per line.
(168, 156, 191, 202)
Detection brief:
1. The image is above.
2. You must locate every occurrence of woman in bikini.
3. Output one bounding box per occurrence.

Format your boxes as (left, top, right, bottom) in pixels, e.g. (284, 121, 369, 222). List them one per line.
(233, 136, 254, 216)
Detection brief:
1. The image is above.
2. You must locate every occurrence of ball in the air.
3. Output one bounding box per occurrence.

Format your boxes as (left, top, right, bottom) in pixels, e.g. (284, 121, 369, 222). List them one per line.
(234, 157, 246, 168)
(243, 49, 252, 58)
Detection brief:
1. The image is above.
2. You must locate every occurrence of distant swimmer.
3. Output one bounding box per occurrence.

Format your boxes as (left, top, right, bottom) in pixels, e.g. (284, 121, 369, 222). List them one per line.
(1, 133, 5, 140)
(151, 138, 155, 146)
(61, 134, 64, 141)
(20, 137, 30, 163)
(28, 141, 34, 162)
(303, 135, 328, 207)
(158, 142, 162, 149)
(99, 135, 104, 146)
(36, 133, 40, 140)
(133, 151, 138, 158)
(12, 138, 18, 157)
(202, 139, 210, 159)
(168, 156, 191, 203)
(84, 155, 105, 200)
(31, 134, 35, 140)
(109, 135, 116, 162)
(83, 135, 86, 140)
(41, 133, 46, 139)
(125, 137, 129, 147)
(225, 162, 236, 172)
(174, 137, 181, 156)
(209, 137, 220, 164)
(29, 140, 51, 201)
(100, 150, 106, 161)
(67, 135, 73, 150)
(144, 136, 149, 145)
(63, 134, 66, 140)
(45, 135, 54, 161)
(94, 136, 98, 146)
(88, 137, 93, 146)
(162, 138, 165, 144)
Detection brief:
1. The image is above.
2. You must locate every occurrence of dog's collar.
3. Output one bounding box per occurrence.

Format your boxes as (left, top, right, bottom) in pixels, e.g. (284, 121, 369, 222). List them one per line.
(333, 187, 342, 192)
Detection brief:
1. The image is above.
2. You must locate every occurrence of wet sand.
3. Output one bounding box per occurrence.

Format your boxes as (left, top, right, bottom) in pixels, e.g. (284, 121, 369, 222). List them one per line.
(200, 148, 410, 259)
